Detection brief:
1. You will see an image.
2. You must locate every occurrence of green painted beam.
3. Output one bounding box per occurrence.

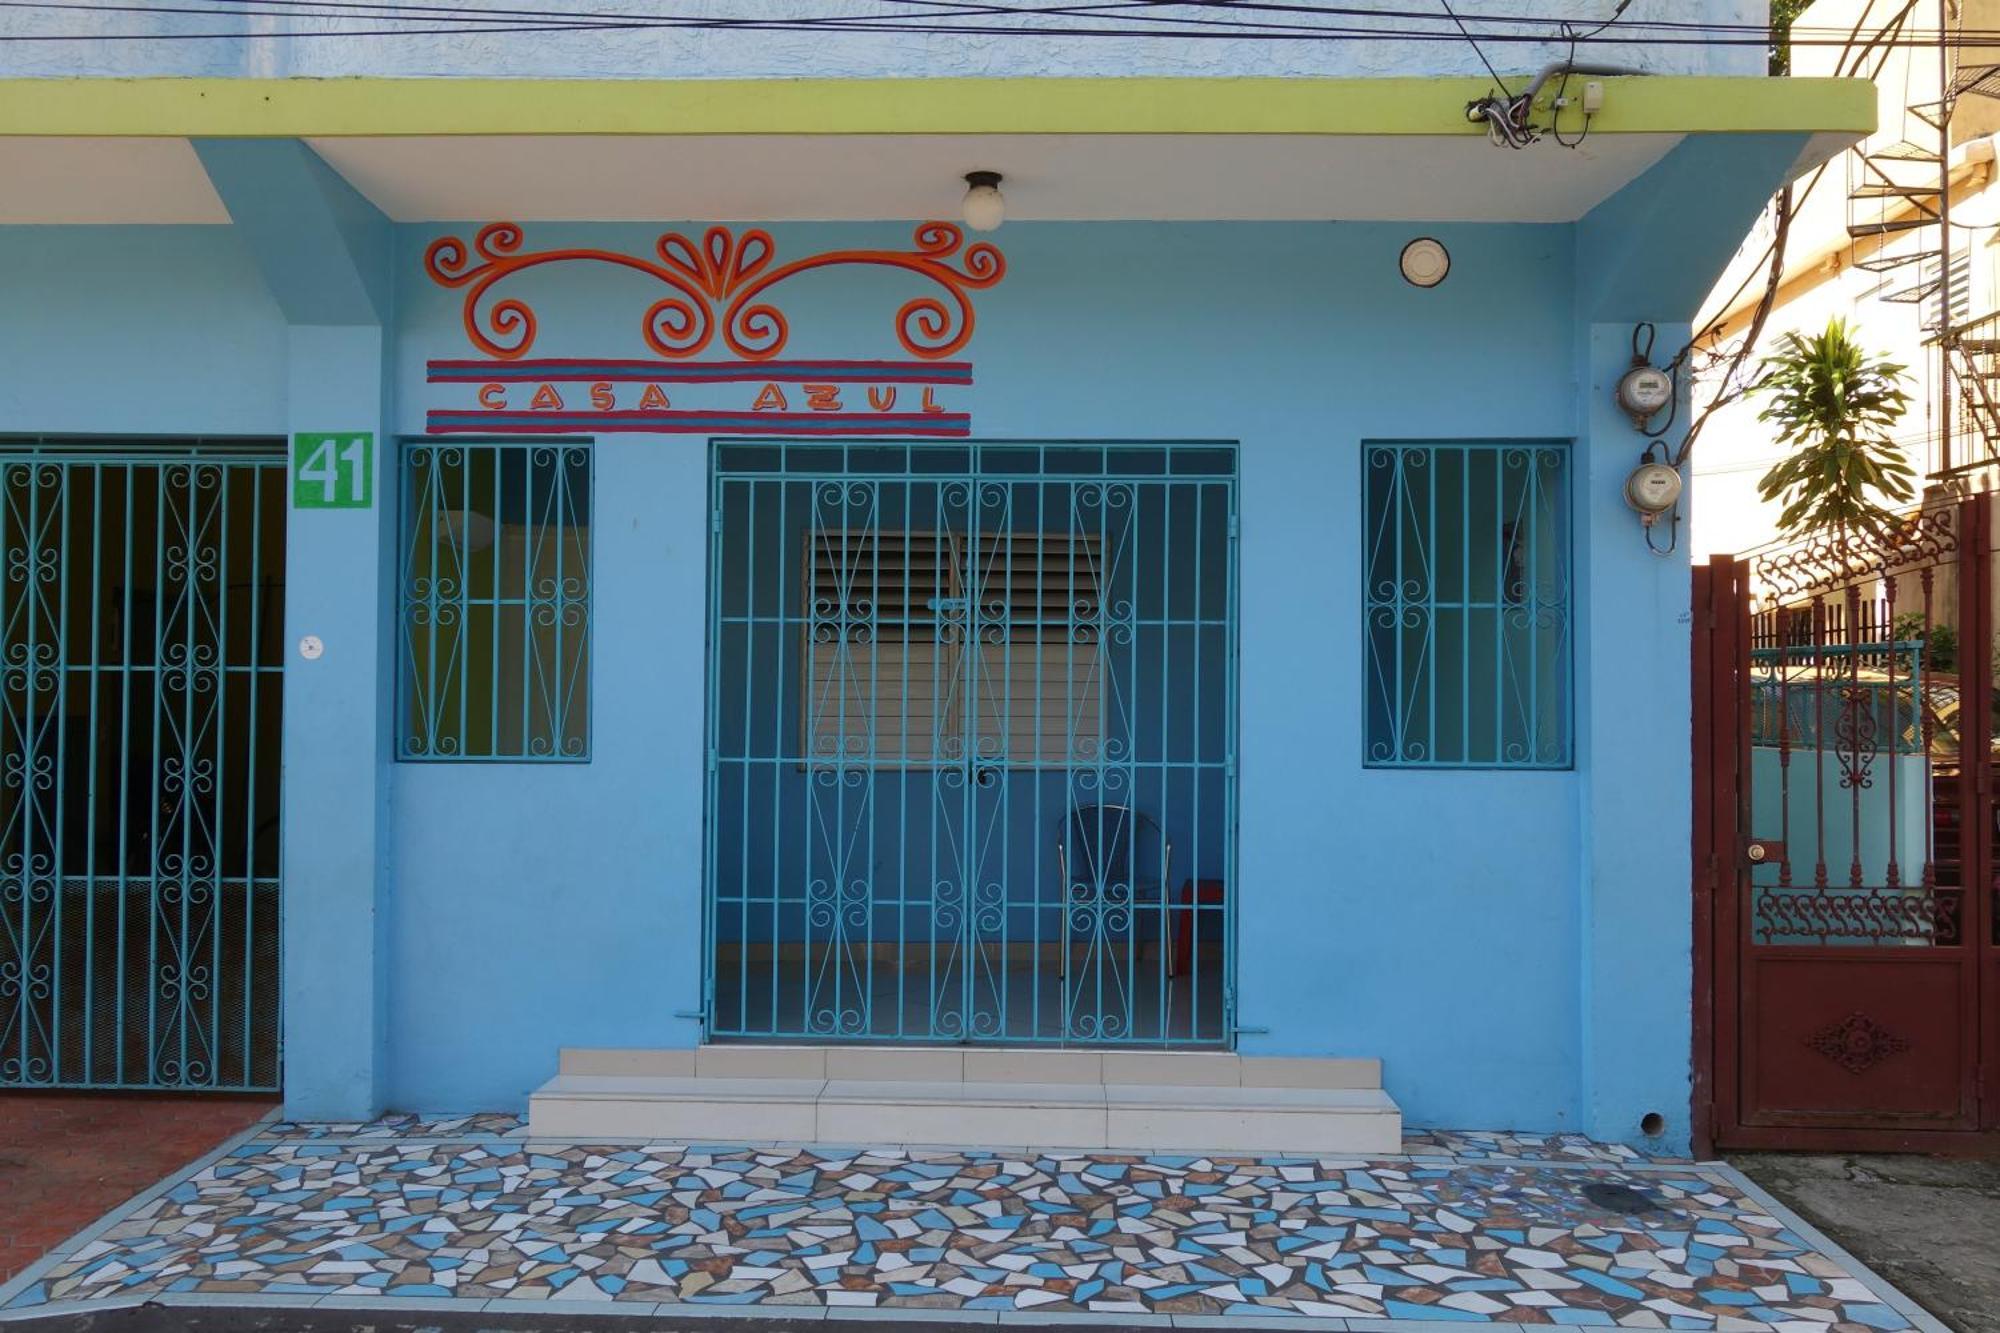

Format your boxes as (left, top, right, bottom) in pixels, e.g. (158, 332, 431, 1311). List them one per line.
(0, 75, 1876, 138)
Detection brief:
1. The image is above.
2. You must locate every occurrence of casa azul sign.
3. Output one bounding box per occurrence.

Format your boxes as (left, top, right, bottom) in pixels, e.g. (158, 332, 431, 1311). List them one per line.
(423, 222, 1005, 439)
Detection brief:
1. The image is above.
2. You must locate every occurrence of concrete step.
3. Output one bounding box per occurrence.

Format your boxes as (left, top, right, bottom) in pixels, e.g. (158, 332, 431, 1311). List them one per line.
(528, 1046, 1402, 1153)
(555, 1043, 1382, 1089)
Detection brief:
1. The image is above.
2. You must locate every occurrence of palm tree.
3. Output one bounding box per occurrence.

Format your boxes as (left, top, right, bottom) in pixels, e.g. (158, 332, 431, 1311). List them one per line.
(1753, 316, 1916, 543)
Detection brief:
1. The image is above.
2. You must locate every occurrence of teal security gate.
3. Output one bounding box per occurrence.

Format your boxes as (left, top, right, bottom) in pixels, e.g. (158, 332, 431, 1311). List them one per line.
(706, 442, 1237, 1046)
(2, 442, 285, 1090)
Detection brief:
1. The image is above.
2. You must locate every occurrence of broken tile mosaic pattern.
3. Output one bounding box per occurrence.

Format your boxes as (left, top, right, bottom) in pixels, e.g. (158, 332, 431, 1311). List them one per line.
(260, 1114, 531, 1142)
(258, 1117, 1690, 1165)
(4, 1128, 1907, 1330)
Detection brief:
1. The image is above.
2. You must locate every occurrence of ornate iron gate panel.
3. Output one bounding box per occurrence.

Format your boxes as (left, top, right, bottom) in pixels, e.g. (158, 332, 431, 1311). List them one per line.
(1697, 494, 1999, 1149)
(706, 442, 1237, 1046)
(1, 443, 285, 1091)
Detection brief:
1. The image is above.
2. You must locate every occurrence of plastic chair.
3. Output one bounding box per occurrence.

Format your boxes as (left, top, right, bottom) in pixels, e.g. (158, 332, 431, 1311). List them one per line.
(1054, 804, 1173, 976)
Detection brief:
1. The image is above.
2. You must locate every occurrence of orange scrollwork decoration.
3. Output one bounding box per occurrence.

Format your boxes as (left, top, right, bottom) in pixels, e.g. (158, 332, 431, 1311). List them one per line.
(423, 221, 1005, 362)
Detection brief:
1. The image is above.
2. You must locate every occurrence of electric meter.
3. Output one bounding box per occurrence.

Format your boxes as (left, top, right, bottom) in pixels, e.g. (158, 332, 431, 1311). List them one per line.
(1624, 460, 1684, 521)
(1617, 365, 1674, 422)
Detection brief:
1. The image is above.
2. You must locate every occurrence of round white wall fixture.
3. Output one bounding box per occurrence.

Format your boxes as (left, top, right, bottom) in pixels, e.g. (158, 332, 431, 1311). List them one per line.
(298, 635, 324, 661)
(1400, 237, 1451, 288)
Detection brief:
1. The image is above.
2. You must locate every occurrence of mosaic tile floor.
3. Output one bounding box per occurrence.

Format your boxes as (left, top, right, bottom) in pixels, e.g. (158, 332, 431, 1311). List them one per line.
(259, 1116, 1690, 1167)
(0, 1116, 1933, 1332)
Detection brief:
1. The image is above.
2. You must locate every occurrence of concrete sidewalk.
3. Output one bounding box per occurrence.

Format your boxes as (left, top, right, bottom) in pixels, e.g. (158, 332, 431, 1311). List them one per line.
(1731, 1154, 2000, 1333)
(0, 1095, 274, 1283)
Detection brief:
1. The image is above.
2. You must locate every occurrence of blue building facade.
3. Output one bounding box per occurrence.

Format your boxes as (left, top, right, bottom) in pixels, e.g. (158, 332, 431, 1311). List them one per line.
(0, 34, 1870, 1152)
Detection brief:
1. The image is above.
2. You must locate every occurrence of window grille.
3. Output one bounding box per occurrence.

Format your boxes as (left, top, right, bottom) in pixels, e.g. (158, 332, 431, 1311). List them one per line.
(802, 528, 1105, 766)
(399, 441, 591, 761)
(1363, 441, 1571, 769)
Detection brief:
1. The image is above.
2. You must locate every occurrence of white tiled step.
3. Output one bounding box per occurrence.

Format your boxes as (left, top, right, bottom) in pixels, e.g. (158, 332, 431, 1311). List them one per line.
(558, 1044, 1383, 1090)
(527, 1072, 1402, 1153)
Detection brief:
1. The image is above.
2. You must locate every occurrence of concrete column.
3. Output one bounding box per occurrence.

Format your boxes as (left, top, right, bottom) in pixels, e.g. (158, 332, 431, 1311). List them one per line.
(1570, 132, 1816, 1149)
(277, 327, 395, 1119)
(192, 139, 395, 1119)
(1573, 322, 1694, 1150)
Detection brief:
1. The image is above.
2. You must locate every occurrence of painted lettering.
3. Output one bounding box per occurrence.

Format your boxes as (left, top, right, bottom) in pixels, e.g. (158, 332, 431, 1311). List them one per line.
(804, 384, 842, 413)
(867, 386, 898, 412)
(638, 383, 672, 411)
(590, 382, 616, 411)
(530, 383, 565, 410)
(752, 383, 790, 412)
(921, 387, 945, 415)
(478, 383, 507, 409)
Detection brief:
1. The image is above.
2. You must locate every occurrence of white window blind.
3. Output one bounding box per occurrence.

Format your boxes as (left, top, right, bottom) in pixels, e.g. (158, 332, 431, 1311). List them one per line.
(802, 530, 1107, 766)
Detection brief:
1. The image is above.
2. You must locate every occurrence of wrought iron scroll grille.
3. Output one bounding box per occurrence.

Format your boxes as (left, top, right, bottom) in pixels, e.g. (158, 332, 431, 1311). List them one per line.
(1745, 512, 1966, 948)
(1, 442, 284, 1091)
(400, 441, 591, 761)
(1363, 441, 1572, 769)
(706, 442, 1238, 1046)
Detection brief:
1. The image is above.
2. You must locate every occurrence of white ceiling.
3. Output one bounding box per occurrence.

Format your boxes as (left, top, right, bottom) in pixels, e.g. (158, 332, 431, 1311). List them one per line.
(0, 132, 1687, 225)
(0, 138, 228, 223)
(312, 133, 1683, 223)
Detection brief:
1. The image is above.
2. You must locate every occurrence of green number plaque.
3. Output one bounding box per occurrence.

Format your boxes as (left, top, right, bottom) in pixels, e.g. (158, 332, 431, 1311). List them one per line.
(292, 432, 375, 510)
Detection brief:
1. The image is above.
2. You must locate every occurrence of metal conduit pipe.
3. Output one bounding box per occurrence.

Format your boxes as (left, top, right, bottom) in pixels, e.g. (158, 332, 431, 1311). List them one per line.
(1466, 63, 1649, 149)
(1514, 61, 1648, 106)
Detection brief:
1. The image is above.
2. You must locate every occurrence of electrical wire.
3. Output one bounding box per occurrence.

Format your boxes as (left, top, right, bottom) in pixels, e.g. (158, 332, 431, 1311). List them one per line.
(0, 0, 1617, 34)
(0, 0, 1559, 38)
(154, 0, 2000, 42)
(1547, 17, 1603, 148)
(12, 22, 2000, 48)
(0, 0, 1636, 43)
(1436, 0, 1511, 96)
(1611, 0, 1907, 542)
(13, 0, 2000, 46)
(1568, 0, 1630, 41)
(1675, 0, 1920, 469)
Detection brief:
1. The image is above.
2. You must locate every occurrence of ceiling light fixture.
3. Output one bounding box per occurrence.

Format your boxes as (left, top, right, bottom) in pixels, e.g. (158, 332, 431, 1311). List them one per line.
(962, 171, 1005, 232)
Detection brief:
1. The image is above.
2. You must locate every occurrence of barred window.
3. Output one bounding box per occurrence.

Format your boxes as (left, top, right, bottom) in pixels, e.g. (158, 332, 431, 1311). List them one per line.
(399, 441, 591, 761)
(1364, 441, 1571, 769)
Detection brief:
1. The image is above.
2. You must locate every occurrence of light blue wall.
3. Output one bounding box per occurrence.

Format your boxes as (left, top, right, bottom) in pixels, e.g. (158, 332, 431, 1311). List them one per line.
(0, 127, 1809, 1143)
(387, 439, 711, 1100)
(378, 219, 1606, 1128)
(0, 226, 286, 435)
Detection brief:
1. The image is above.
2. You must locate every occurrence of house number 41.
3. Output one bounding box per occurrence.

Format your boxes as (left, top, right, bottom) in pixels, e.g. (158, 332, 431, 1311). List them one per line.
(292, 432, 375, 510)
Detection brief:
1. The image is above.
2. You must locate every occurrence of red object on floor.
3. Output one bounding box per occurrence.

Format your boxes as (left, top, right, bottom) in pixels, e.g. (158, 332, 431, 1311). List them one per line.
(0, 1093, 273, 1282)
(1170, 878, 1227, 978)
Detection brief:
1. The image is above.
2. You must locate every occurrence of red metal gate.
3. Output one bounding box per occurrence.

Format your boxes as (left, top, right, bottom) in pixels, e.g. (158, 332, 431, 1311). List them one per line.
(1695, 492, 1999, 1152)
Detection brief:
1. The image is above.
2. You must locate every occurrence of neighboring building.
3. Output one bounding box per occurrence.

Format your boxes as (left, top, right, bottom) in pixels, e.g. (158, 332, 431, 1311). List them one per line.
(1694, 0, 2000, 557)
(1688, 0, 2000, 1151)
(0, 3, 1869, 1153)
